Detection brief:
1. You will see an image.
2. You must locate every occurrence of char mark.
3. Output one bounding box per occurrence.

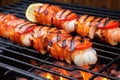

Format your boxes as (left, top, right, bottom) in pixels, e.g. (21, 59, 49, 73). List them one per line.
(62, 39, 66, 48)
(70, 38, 75, 51)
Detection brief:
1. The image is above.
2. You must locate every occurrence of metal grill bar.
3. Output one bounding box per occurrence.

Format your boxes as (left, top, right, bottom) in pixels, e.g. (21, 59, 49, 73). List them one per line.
(0, 54, 76, 80)
(1, 0, 120, 20)
(93, 42, 120, 53)
(0, 38, 39, 54)
(23, 0, 120, 20)
(0, 38, 115, 61)
(0, 45, 75, 71)
(89, 55, 120, 80)
(0, 62, 46, 80)
(75, 66, 119, 80)
(0, 45, 118, 80)
(0, 37, 118, 80)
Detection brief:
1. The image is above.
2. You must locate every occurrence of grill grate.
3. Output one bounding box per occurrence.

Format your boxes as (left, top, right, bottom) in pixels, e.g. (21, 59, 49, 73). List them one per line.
(0, 0, 120, 80)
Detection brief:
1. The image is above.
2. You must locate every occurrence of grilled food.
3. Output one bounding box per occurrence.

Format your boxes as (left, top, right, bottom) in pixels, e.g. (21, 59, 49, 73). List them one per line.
(26, 3, 120, 45)
(0, 13, 97, 66)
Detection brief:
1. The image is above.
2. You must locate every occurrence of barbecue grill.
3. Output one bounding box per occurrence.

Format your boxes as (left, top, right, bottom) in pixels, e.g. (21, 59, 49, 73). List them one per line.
(0, 0, 120, 80)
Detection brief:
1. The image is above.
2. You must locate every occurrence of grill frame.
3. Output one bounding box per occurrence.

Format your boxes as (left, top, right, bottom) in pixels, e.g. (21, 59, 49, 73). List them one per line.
(0, 0, 120, 80)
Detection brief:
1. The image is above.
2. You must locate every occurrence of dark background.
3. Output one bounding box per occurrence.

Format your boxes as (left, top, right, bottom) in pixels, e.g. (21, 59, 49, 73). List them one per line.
(0, 0, 120, 11)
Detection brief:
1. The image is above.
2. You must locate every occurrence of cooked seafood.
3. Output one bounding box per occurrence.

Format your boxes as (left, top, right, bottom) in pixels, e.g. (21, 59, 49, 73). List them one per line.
(26, 3, 120, 45)
(0, 13, 97, 66)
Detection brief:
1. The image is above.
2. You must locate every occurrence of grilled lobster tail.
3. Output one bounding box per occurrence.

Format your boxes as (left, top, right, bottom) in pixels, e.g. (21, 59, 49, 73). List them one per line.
(0, 13, 97, 66)
(26, 3, 120, 45)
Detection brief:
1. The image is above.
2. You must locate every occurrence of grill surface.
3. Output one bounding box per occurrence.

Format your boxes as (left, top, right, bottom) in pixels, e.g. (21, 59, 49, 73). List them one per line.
(0, 0, 120, 80)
